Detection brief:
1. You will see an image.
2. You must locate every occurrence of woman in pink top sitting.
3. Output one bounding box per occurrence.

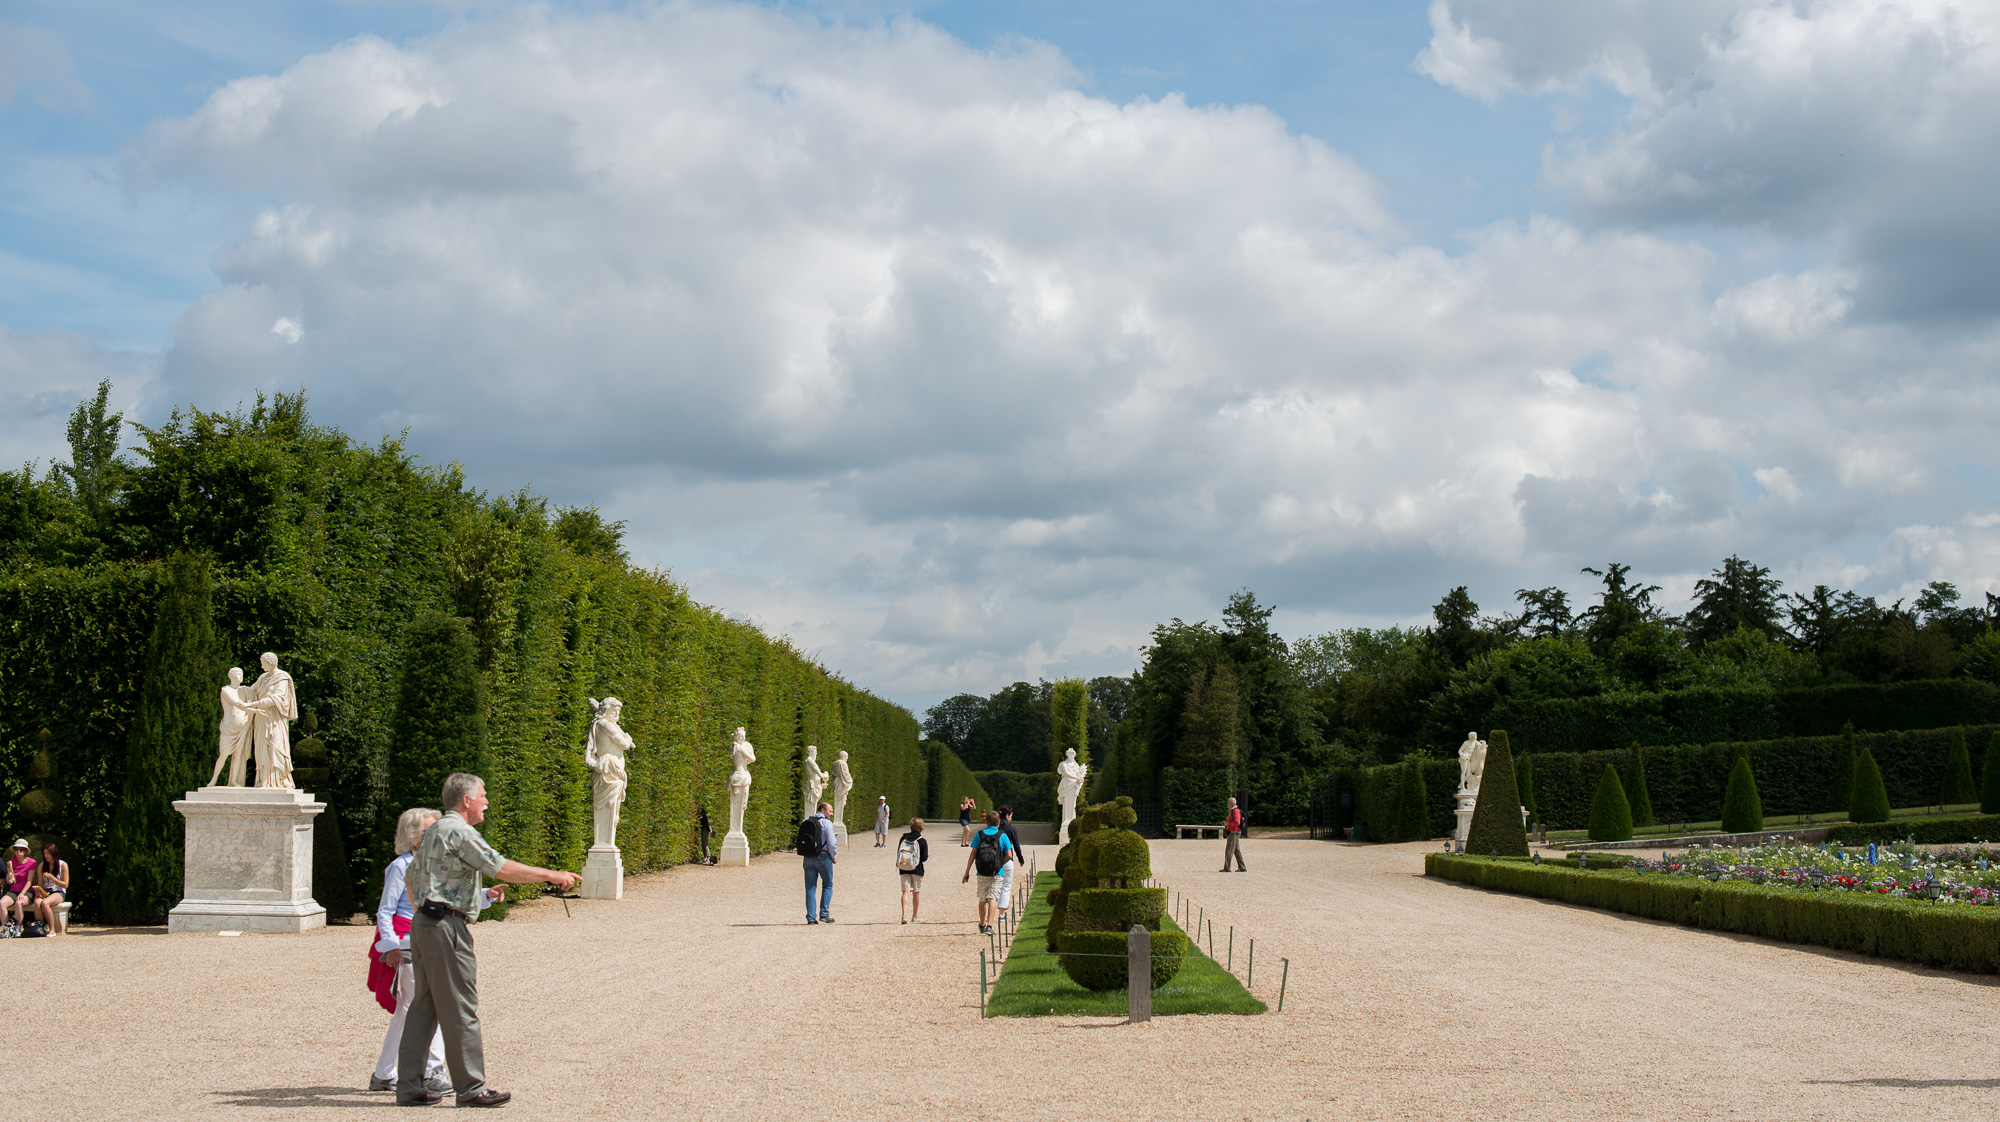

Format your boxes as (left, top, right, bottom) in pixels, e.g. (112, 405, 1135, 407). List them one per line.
(1, 840, 36, 937)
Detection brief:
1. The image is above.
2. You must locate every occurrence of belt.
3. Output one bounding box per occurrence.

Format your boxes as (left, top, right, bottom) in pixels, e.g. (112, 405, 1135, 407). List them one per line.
(417, 902, 472, 923)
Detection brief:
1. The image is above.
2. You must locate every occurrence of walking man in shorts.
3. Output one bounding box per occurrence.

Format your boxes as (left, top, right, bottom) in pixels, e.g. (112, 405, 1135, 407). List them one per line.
(961, 810, 1014, 934)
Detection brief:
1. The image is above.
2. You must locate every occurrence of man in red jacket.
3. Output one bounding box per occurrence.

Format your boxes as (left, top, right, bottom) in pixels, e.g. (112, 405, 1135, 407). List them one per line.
(1220, 797, 1246, 872)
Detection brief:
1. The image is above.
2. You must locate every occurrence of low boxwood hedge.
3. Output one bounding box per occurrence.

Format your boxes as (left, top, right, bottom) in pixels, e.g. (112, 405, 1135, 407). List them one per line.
(1067, 887, 1165, 931)
(1823, 814, 2000, 846)
(1427, 853, 2000, 974)
(1058, 929, 1190, 990)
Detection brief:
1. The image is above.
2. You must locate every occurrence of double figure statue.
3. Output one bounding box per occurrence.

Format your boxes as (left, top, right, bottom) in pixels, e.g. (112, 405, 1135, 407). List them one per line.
(208, 652, 299, 789)
(1457, 731, 1488, 795)
(584, 697, 633, 848)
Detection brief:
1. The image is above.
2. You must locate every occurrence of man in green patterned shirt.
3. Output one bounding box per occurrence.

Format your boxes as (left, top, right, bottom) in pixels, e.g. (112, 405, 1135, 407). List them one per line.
(398, 772, 579, 1108)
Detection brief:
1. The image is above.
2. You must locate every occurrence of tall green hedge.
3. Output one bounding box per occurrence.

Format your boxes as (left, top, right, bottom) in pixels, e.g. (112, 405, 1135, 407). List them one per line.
(1161, 766, 1234, 834)
(1984, 731, 2000, 815)
(973, 770, 1056, 821)
(0, 406, 973, 918)
(100, 554, 223, 924)
(385, 612, 491, 827)
(926, 741, 993, 821)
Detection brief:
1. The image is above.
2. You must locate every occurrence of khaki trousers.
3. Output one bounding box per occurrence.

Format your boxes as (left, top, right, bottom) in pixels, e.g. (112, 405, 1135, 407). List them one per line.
(1222, 831, 1246, 870)
(400, 912, 486, 1101)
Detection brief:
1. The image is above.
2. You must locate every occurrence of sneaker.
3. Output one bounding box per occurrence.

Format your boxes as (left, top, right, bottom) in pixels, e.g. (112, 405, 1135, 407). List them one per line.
(423, 1072, 452, 1094)
(900, 916, 907, 924)
(369, 1076, 394, 1092)
(806, 919, 818, 925)
(819, 915, 835, 923)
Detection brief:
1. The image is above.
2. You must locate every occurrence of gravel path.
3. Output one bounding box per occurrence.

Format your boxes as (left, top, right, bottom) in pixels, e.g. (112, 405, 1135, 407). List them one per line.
(19, 836, 2000, 1119)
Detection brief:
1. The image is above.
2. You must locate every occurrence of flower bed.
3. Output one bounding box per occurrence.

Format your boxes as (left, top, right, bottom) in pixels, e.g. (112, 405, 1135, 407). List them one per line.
(1426, 851, 2000, 974)
(1613, 839, 2000, 906)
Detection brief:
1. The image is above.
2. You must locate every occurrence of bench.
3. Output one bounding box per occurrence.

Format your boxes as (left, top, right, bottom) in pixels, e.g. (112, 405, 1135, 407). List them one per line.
(53, 901, 69, 935)
(1175, 824, 1225, 839)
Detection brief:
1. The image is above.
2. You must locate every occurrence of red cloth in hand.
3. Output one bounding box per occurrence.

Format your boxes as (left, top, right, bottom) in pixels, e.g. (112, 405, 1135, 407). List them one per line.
(367, 913, 412, 1013)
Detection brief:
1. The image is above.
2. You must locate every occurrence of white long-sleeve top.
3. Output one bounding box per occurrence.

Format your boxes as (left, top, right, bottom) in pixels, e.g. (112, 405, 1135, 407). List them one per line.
(375, 853, 416, 955)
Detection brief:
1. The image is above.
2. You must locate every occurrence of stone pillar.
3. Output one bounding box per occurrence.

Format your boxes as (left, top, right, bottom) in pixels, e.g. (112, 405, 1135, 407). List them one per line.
(718, 831, 751, 867)
(168, 786, 326, 934)
(580, 844, 623, 900)
(1453, 788, 1477, 853)
(832, 823, 849, 850)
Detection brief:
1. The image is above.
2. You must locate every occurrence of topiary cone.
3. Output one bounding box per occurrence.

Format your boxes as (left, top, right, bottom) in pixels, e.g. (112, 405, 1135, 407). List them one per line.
(1625, 746, 1654, 827)
(1395, 759, 1429, 842)
(1828, 724, 1857, 815)
(1464, 730, 1529, 856)
(1849, 745, 1892, 824)
(1588, 764, 1634, 842)
(1941, 726, 1977, 805)
(1720, 753, 1763, 834)
(1983, 731, 2000, 816)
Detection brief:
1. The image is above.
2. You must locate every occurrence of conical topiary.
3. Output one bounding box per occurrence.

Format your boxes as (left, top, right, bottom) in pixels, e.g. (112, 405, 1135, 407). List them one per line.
(1625, 746, 1655, 827)
(1720, 752, 1763, 834)
(1464, 730, 1529, 856)
(1395, 758, 1429, 842)
(1941, 726, 1977, 805)
(1516, 753, 1537, 824)
(1983, 731, 2000, 815)
(1588, 764, 1634, 842)
(1828, 724, 1857, 814)
(383, 611, 492, 859)
(102, 553, 224, 924)
(1849, 745, 1891, 824)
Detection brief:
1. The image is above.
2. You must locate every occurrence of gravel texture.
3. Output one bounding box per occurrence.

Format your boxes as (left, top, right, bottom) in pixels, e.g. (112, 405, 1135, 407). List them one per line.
(17, 834, 2000, 1119)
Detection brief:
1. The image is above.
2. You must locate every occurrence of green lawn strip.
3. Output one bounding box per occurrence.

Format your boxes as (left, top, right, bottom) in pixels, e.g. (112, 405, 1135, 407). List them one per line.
(1427, 853, 2000, 974)
(986, 871, 1267, 1017)
(1544, 802, 1986, 842)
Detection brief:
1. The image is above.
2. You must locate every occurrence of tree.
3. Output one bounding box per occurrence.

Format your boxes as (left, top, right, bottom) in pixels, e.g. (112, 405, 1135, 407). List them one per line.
(1684, 556, 1784, 647)
(1395, 758, 1430, 842)
(1048, 678, 1090, 771)
(1941, 726, 1977, 805)
(54, 379, 125, 524)
(1429, 586, 1499, 669)
(1464, 730, 1528, 856)
(384, 612, 492, 836)
(1720, 752, 1763, 834)
(1588, 764, 1634, 842)
(1848, 746, 1891, 824)
(1176, 664, 1242, 770)
(1828, 724, 1857, 814)
(102, 553, 223, 924)
(1624, 746, 1655, 827)
(552, 505, 629, 562)
(1983, 731, 2000, 816)
(1513, 587, 1574, 639)
(921, 694, 986, 754)
(1578, 563, 1663, 656)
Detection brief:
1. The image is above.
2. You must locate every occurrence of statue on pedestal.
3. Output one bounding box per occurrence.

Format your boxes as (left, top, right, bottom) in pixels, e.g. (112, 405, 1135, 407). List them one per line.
(1056, 747, 1088, 840)
(801, 745, 827, 818)
(207, 667, 254, 787)
(245, 652, 298, 789)
(584, 697, 632, 848)
(830, 750, 853, 826)
(725, 727, 756, 839)
(1456, 731, 1487, 795)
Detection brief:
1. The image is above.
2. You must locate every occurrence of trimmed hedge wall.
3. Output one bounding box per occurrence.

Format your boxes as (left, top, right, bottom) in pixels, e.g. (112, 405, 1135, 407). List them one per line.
(1487, 680, 2000, 756)
(1427, 854, 2000, 974)
(1520, 725, 1999, 831)
(926, 741, 993, 821)
(1823, 815, 2000, 846)
(1333, 758, 1459, 842)
(973, 769, 1056, 822)
(1161, 766, 1234, 835)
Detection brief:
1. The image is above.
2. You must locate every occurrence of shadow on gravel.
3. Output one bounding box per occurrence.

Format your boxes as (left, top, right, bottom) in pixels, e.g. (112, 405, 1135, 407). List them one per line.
(1807, 1078, 2000, 1088)
(210, 1086, 384, 1108)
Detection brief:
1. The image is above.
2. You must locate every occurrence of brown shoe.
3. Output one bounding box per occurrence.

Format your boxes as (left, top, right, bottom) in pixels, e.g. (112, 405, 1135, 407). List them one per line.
(396, 1091, 444, 1106)
(458, 1090, 511, 1108)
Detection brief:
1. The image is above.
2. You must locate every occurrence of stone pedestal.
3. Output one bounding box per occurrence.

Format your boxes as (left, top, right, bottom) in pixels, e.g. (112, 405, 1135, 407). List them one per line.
(833, 824, 849, 850)
(1453, 788, 1477, 853)
(580, 844, 623, 900)
(168, 786, 326, 934)
(719, 830, 751, 867)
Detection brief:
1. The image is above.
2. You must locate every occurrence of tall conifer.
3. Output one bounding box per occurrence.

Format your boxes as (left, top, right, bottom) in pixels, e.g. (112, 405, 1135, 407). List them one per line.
(102, 554, 222, 924)
(1828, 724, 1857, 815)
(1941, 726, 1977, 805)
(1625, 746, 1655, 827)
(1720, 752, 1763, 834)
(1983, 731, 2000, 816)
(1464, 730, 1529, 856)
(1395, 758, 1430, 842)
(1848, 745, 1892, 824)
(1588, 764, 1634, 842)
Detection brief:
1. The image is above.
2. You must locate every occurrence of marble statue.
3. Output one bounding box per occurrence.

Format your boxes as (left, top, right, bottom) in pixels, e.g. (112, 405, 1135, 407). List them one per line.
(721, 727, 756, 867)
(726, 727, 756, 837)
(245, 652, 298, 789)
(1456, 731, 1488, 794)
(1056, 747, 1088, 840)
(830, 750, 853, 825)
(584, 697, 632, 848)
(207, 667, 255, 787)
(801, 745, 828, 817)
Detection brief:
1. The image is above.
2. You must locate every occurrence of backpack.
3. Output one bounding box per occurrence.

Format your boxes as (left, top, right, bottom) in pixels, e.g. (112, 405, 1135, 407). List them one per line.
(973, 829, 1007, 876)
(895, 836, 922, 872)
(794, 816, 824, 857)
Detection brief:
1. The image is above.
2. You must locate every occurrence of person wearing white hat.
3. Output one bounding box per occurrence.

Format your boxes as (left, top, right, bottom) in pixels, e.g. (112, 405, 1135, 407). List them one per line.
(1, 840, 36, 937)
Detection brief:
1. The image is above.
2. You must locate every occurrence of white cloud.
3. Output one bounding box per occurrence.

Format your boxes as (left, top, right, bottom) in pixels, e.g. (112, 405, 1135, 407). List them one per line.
(74, 0, 2000, 708)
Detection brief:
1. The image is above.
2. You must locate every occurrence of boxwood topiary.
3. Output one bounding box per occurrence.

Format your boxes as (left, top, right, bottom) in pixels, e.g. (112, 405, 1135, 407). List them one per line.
(1849, 745, 1891, 824)
(1587, 764, 1633, 842)
(1066, 886, 1165, 931)
(1720, 752, 1763, 833)
(1057, 929, 1188, 990)
(1093, 830, 1151, 886)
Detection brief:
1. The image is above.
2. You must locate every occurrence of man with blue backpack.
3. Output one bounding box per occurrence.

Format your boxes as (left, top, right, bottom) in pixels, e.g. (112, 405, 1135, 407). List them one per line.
(796, 800, 838, 924)
(959, 810, 1015, 934)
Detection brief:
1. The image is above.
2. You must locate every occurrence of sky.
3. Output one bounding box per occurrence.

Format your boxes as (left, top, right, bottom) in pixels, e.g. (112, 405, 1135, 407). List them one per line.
(5, 0, 2000, 715)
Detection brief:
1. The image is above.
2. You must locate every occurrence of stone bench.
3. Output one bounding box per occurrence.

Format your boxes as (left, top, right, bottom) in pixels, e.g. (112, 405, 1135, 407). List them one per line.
(1175, 824, 1224, 839)
(54, 900, 70, 935)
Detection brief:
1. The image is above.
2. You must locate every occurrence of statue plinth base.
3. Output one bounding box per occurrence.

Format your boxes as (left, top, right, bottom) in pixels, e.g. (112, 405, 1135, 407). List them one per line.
(580, 844, 623, 900)
(718, 831, 751, 867)
(1453, 788, 1477, 853)
(168, 786, 326, 934)
(833, 824, 849, 849)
